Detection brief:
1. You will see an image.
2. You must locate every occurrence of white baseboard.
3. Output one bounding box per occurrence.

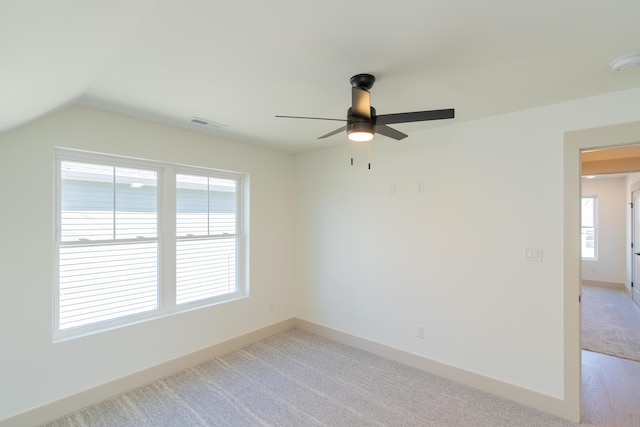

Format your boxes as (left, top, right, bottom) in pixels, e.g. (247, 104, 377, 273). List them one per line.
(582, 279, 627, 290)
(2, 317, 569, 426)
(293, 318, 567, 421)
(0, 319, 295, 427)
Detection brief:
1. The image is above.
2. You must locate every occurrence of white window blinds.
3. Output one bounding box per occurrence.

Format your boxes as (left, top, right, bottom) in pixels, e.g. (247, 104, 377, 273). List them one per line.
(58, 161, 159, 330)
(176, 174, 238, 304)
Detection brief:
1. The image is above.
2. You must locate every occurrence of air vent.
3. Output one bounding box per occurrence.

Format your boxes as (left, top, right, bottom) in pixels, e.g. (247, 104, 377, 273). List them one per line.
(190, 117, 228, 129)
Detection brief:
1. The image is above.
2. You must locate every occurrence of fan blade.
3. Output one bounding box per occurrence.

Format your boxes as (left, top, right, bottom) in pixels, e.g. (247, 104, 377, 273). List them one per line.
(351, 88, 371, 119)
(375, 125, 408, 141)
(318, 126, 347, 139)
(376, 108, 455, 125)
(275, 115, 346, 122)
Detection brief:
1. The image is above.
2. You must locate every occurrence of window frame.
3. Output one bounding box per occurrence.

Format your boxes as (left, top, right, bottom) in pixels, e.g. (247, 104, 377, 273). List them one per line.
(581, 195, 597, 260)
(54, 149, 248, 341)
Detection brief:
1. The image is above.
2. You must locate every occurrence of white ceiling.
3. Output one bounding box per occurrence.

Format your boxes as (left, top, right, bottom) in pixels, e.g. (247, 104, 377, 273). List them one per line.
(2, 0, 640, 153)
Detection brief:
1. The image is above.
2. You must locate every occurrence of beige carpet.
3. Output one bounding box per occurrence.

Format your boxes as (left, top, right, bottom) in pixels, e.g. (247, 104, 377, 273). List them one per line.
(582, 285, 640, 362)
(43, 329, 575, 426)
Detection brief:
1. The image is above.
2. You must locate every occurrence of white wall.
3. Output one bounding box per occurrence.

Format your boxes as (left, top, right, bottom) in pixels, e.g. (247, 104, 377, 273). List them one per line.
(0, 106, 297, 420)
(295, 87, 640, 402)
(626, 172, 640, 184)
(3, 88, 640, 422)
(581, 177, 627, 284)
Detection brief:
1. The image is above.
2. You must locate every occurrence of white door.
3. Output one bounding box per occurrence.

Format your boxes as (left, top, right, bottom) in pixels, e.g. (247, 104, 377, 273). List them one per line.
(632, 190, 640, 307)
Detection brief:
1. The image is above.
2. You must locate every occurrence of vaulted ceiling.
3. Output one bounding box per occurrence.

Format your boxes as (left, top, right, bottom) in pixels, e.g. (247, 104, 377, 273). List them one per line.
(2, 1, 640, 153)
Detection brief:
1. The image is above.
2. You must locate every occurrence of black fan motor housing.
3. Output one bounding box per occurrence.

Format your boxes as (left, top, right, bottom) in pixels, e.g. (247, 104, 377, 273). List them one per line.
(350, 74, 375, 90)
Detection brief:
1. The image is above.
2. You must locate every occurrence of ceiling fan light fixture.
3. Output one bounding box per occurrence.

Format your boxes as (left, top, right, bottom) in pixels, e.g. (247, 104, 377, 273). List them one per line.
(347, 120, 374, 142)
(348, 131, 374, 142)
(275, 73, 455, 146)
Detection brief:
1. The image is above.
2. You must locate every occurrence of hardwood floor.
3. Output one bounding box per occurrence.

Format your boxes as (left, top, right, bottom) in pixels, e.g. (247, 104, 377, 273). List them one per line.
(582, 350, 640, 426)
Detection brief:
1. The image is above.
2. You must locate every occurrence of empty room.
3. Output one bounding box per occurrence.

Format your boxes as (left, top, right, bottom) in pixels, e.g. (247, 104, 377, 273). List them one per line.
(2, 1, 640, 426)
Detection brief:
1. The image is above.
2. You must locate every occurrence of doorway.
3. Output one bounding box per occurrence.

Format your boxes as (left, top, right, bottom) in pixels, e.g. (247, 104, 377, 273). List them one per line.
(564, 121, 640, 422)
(632, 189, 640, 307)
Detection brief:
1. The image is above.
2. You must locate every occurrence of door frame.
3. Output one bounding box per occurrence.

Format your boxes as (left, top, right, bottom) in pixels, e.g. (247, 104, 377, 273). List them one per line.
(564, 121, 640, 422)
(632, 189, 640, 306)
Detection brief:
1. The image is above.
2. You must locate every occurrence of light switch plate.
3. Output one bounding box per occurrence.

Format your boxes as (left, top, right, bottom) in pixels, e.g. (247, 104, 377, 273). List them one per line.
(524, 246, 543, 262)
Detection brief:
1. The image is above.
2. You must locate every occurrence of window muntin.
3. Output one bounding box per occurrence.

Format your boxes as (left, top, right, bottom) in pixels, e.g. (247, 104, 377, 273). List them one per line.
(55, 151, 247, 339)
(581, 196, 597, 260)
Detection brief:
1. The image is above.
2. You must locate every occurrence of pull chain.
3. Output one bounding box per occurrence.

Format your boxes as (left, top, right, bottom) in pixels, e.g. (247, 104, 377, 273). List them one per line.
(348, 141, 373, 169)
(350, 141, 354, 166)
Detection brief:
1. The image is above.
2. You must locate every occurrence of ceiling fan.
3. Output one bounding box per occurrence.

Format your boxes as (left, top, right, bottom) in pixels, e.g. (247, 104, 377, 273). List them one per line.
(276, 73, 455, 143)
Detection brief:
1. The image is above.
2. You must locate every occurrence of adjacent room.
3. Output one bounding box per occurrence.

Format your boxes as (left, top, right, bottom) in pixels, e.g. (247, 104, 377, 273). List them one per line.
(2, 1, 640, 425)
(579, 149, 640, 425)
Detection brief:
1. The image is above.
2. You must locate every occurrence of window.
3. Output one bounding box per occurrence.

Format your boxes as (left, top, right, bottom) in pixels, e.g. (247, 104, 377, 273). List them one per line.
(55, 150, 247, 339)
(581, 196, 597, 260)
(175, 174, 238, 304)
(57, 162, 159, 330)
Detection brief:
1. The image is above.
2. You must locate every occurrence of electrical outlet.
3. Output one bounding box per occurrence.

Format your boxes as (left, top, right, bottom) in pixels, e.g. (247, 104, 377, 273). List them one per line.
(417, 180, 424, 193)
(416, 325, 425, 339)
(268, 301, 274, 311)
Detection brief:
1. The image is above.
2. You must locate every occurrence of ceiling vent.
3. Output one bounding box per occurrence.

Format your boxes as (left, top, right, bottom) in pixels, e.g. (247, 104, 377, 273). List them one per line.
(190, 117, 228, 129)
